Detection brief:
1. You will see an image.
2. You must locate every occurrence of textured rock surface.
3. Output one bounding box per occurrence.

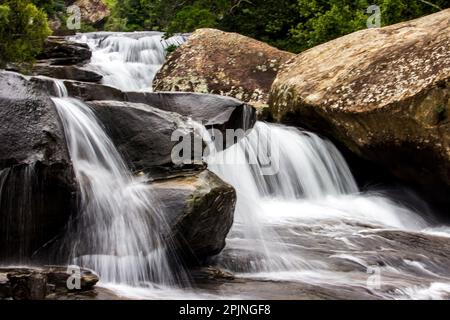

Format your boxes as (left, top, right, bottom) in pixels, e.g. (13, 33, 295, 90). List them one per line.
(0, 266, 99, 300)
(154, 28, 294, 111)
(0, 71, 75, 262)
(269, 10, 450, 208)
(36, 37, 92, 66)
(74, 0, 111, 26)
(152, 170, 236, 263)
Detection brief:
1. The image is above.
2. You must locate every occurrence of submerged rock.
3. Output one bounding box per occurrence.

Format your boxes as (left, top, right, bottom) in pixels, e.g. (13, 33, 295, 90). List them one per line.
(269, 9, 450, 209)
(152, 170, 236, 263)
(153, 28, 294, 112)
(0, 71, 76, 262)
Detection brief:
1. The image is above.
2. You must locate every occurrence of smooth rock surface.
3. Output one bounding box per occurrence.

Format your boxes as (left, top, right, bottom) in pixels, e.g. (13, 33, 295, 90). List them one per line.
(0, 71, 76, 262)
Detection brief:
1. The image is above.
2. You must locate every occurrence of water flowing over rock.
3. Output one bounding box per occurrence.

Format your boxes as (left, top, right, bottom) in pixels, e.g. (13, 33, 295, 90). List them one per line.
(123, 92, 256, 133)
(152, 170, 236, 263)
(0, 71, 76, 262)
(269, 9, 450, 210)
(153, 28, 295, 112)
(86, 100, 205, 175)
(71, 32, 186, 92)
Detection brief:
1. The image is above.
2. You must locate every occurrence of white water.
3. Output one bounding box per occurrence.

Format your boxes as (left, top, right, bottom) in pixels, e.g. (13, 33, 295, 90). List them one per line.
(205, 123, 428, 271)
(72, 32, 185, 92)
(201, 122, 450, 299)
(40, 30, 450, 299)
(51, 80, 183, 286)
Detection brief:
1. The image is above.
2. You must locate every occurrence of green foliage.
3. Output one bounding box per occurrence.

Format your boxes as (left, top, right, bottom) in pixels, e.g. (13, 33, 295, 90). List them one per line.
(103, 0, 449, 53)
(165, 44, 179, 55)
(166, 4, 218, 34)
(0, 0, 51, 67)
(289, 0, 448, 52)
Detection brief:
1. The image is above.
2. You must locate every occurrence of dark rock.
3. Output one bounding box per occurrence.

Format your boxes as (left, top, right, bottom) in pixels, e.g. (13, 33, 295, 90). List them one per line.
(125, 91, 256, 133)
(87, 100, 205, 175)
(32, 64, 103, 83)
(0, 266, 99, 300)
(152, 170, 236, 263)
(37, 37, 92, 65)
(29, 77, 126, 101)
(0, 71, 76, 263)
(63, 80, 126, 101)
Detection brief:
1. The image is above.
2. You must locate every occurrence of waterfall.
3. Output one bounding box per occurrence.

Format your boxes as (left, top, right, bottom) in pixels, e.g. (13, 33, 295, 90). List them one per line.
(205, 122, 430, 273)
(51, 80, 184, 286)
(72, 32, 186, 92)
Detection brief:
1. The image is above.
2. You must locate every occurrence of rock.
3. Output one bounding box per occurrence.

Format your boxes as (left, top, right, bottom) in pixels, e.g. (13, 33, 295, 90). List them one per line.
(30, 77, 127, 101)
(87, 100, 205, 176)
(124, 91, 256, 133)
(63, 80, 126, 100)
(152, 170, 236, 263)
(32, 64, 103, 83)
(74, 0, 111, 26)
(0, 71, 76, 262)
(269, 10, 450, 209)
(36, 37, 92, 65)
(0, 266, 99, 300)
(153, 28, 294, 112)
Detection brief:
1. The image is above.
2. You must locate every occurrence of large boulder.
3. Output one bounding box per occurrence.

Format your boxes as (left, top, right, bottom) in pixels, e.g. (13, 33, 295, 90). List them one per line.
(0, 71, 76, 262)
(87, 100, 205, 176)
(73, 0, 111, 26)
(36, 37, 92, 66)
(153, 28, 294, 112)
(269, 10, 450, 209)
(30, 77, 256, 132)
(124, 91, 256, 132)
(0, 266, 98, 300)
(32, 64, 103, 83)
(152, 170, 236, 263)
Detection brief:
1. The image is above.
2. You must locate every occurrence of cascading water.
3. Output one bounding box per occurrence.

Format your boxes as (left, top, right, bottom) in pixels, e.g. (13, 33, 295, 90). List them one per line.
(24, 30, 450, 299)
(50, 80, 184, 286)
(201, 121, 450, 299)
(72, 32, 186, 92)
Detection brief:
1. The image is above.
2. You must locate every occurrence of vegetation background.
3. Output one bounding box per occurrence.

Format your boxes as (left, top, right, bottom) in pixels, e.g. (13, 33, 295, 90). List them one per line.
(0, 0, 449, 66)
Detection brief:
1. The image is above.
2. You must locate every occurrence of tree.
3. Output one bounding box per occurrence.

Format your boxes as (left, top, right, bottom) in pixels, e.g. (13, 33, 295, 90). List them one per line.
(0, 0, 51, 67)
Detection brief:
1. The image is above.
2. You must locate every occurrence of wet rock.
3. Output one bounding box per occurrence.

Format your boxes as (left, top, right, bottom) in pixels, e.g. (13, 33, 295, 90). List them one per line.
(63, 80, 126, 101)
(152, 170, 236, 263)
(0, 266, 99, 300)
(124, 91, 256, 133)
(87, 100, 204, 176)
(36, 37, 92, 65)
(269, 10, 450, 210)
(32, 64, 103, 83)
(153, 28, 294, 113)
(0, 71, 76, 262)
